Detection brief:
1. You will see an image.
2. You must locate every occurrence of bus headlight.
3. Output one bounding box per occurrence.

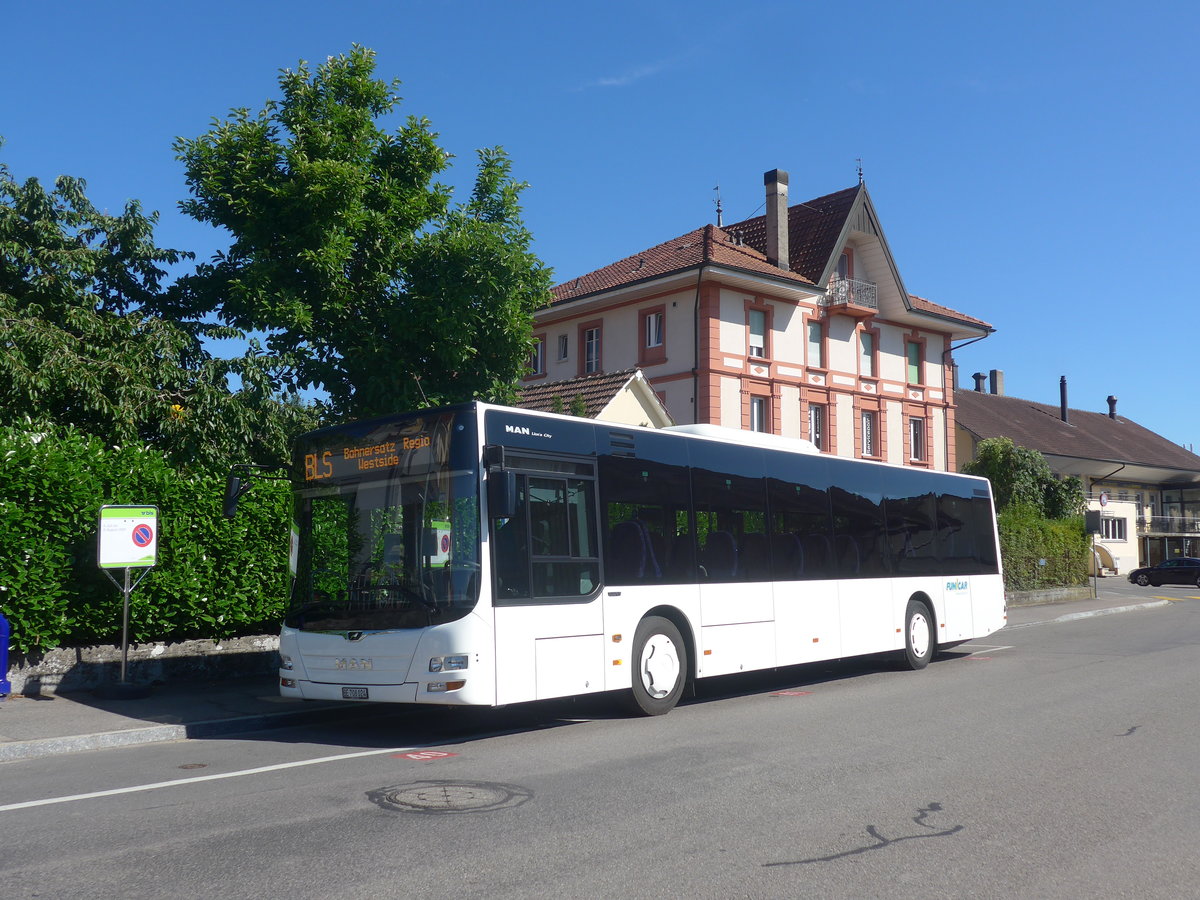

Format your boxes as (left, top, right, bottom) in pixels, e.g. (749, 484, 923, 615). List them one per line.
(429, 655, 468, 672)
(281, 655, 294, 670)
(427, 681, 466, 692)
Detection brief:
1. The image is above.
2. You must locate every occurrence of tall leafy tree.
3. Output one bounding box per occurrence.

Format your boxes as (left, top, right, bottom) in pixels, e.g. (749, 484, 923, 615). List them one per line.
(168, 45, 552, 421)
(962, 437, 1085, 518)
(0, 145, 315, 469)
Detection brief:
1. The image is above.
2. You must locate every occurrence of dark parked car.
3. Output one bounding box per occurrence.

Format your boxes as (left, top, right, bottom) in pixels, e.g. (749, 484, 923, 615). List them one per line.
(1127, 557, 1200, 588)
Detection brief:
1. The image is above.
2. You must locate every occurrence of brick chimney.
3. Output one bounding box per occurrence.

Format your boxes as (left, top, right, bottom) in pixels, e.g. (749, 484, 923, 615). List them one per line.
(764, 169, 789, 270)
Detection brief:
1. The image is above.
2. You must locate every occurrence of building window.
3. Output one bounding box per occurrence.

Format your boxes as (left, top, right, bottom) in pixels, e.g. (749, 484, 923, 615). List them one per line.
(529, 336, 545, 376)
(557, 334, 569, 361)
(639, 306, 666, 366)
(749, 308, 767, 358)
(906, 340, 922, 385)
(807, 320, 824, 369)
(838, 249, 853, 279)
(645, 311, 663, 348)
(579, 323, 602, 375)
(909, 416, 926, 462)
(861, 410, 878, 457)
(808, 404, 825, 450)
(750, 396, 768, 433)
(859, 331, 874, 378)
(1101, 517, 1127, 541)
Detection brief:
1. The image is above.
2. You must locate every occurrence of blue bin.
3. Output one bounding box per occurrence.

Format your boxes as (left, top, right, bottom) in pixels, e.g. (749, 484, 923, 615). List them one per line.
(0, 612, 10, 698)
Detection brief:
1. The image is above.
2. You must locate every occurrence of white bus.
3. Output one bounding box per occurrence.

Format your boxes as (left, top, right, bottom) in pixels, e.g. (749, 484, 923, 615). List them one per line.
(274, 402, 1005, 715)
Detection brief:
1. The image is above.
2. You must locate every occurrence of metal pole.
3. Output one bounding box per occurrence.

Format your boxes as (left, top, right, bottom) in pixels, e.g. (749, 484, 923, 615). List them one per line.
(120, 566, 132, 683)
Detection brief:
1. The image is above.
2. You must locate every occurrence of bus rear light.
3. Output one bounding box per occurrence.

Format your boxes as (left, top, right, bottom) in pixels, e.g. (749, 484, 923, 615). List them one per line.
(427, 681, 466, 693)
(612, 659, 622, 665)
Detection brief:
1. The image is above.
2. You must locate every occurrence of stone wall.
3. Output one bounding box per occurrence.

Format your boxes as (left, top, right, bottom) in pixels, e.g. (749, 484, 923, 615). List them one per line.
(5, 635, 279, 696)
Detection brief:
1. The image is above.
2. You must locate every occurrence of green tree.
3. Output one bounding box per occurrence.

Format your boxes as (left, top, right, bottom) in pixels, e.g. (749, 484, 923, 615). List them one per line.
(169, 45, 552, 421)
(962, 437, 1085, 518)
(0, 147, 316, 469)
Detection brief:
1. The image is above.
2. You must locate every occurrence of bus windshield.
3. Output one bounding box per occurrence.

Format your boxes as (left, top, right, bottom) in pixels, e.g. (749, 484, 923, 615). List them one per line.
(286, 410, 480, 632)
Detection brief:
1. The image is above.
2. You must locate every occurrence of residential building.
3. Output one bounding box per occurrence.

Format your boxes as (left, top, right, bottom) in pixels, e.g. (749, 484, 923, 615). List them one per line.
(527, 169, 992, 471)
(955, 374, 1200, 570)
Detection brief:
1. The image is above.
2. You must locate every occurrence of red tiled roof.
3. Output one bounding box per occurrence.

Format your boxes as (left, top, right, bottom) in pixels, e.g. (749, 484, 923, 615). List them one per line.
(551, 224, 815, 304)
(550, 184, 990, 332)
(723, 185, 860, 283)
(517, 368, 641, 418)
(955, 389, 1200, 473)
(909, 294, 992, 330)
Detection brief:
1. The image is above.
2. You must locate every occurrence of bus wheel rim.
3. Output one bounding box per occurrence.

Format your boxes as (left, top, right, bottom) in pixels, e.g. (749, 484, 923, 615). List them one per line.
(641, 634, 680, 699)
(910, 612, 930, 658)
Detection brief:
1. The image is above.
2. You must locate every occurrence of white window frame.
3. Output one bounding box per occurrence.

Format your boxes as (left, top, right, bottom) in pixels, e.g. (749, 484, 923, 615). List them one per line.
(557, 334, 569, 361)
(809, 404, 825, 450)
(584, 327, 601, 374)
(1101, 517, 1127, 541)
(808, 320, 824, 369)
(748, 309, 767, 358)
(750, 396, 768, 433)
(645, 311, 664, 349)
(861, 410, 877, 457)
(909, 416, 926, 462)
(859, 332, 874, 378)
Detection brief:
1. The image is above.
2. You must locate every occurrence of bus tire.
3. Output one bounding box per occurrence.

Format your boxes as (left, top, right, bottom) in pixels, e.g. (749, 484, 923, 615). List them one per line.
(902, 599, 934, 670)
(629, 616, 687, 716)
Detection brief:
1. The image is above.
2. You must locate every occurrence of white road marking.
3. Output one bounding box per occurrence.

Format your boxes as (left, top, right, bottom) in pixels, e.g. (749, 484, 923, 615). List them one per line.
(0, 745, 419, 813)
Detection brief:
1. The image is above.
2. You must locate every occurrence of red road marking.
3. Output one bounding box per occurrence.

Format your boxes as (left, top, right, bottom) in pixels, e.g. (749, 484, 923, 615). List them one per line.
(394, 750, 458, 760)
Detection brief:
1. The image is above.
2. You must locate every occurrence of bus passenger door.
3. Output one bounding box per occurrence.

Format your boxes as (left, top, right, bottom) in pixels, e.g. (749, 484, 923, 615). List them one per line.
(489, 460, 605, 704)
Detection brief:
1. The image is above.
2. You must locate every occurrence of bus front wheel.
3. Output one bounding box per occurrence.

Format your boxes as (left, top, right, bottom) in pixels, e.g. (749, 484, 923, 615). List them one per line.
(629, 616, 687, 716)
(902, 599, 934, 670)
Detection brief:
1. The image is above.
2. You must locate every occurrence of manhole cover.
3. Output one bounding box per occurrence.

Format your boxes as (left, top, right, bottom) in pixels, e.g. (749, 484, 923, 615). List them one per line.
(368, 780, 532, 814)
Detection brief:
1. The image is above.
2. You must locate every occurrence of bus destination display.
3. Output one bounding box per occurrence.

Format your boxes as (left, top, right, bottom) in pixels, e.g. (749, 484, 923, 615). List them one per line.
(303, 433, 432, 481)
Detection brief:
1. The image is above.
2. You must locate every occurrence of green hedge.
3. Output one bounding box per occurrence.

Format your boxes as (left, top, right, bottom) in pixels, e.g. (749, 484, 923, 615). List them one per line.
(998, 502, 1089, 591)
(0, 422, 291, 656)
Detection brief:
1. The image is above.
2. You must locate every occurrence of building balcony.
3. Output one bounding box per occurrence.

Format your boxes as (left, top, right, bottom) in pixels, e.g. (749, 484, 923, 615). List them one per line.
(822, 277, 878, 316)
(1137, 515, 1200, 536)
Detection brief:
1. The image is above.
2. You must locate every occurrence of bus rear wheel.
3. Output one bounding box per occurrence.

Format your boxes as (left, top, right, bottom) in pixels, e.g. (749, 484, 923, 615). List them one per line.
(629, 616, 687, 716)
(902, 599, 934, 670)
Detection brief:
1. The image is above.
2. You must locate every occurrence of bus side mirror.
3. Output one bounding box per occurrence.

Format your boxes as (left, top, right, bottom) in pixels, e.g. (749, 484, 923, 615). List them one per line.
(223, 474, 244, 519)
(488, 470, 517, 519)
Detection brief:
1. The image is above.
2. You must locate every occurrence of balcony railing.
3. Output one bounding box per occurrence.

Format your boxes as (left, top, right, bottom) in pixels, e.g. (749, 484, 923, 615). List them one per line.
(823, 277, 878, 310)
(1137, 515, 1200, 536)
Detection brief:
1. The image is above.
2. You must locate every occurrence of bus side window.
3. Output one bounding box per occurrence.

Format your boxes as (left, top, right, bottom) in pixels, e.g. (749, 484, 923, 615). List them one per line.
(598, 455, 692, 585)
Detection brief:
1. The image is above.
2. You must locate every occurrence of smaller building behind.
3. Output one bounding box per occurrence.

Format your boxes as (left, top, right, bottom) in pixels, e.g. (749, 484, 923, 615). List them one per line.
(955, 373, 1200, 570)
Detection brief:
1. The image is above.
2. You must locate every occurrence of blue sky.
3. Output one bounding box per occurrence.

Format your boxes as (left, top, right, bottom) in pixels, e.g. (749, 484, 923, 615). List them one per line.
(3, 0, 1197, 452)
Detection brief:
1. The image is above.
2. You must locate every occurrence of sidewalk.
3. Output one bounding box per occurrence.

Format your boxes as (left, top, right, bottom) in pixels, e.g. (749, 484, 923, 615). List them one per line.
(1, 584, 1189, 763)
(0, 674, 377, 762)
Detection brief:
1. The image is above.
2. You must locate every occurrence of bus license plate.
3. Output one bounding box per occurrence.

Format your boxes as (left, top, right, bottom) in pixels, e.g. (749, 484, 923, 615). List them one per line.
(342, 687, 369, 700)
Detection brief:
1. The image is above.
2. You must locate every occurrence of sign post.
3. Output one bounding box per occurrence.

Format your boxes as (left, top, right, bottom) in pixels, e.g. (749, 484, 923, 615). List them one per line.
(96, 505, 158, 699)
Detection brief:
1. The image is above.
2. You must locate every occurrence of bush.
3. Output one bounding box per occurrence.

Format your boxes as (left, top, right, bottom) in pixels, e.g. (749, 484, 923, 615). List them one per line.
(998, 502, 1090, 591)
(0, 421, 291, 655)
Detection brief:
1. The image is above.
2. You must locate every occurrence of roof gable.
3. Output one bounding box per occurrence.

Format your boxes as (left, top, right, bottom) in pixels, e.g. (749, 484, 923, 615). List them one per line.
(516, 367, 674, 427)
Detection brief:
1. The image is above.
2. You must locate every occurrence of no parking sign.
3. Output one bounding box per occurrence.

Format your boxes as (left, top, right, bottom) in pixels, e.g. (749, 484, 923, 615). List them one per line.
(98, 505, 159, 568)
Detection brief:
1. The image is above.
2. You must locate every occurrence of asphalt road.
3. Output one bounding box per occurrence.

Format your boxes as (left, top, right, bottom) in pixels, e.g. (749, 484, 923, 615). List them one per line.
(2, 599, 1199, 899)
